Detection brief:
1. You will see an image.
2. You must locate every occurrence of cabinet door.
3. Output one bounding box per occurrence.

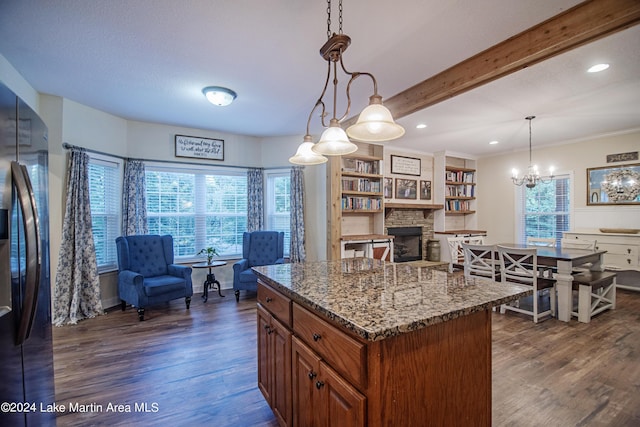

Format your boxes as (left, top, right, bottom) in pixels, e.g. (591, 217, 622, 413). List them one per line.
(271, 316, 292, 427)
(318, 361, 366, 427)
(292, 336, 321, 427)
(257, 304, 272, 404)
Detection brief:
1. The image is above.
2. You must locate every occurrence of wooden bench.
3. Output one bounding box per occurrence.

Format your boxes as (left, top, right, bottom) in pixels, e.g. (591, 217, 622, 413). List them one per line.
(570, 271, 616, 323)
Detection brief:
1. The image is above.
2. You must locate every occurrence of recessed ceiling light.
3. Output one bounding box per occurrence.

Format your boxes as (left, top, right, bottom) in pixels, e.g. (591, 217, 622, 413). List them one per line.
(489, 140, 499, 145)
(416, 124, 427, 129)
(587, 63, 609, 73)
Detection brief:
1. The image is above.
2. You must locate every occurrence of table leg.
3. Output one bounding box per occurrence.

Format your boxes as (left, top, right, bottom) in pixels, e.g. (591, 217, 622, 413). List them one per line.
(213, 279, 224, 297)
(555, 259, 574, 322)
(202, 278, 210, 302)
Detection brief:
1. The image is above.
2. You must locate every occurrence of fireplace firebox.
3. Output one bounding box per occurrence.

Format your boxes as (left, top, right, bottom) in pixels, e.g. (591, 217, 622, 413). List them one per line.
(387, 227, 422, 262)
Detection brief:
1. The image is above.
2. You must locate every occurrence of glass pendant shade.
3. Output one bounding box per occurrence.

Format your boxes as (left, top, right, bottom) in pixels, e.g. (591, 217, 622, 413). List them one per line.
(311, 120, 358, 156)
(346, 96, 405, 142)
(289, 137, 328, 165)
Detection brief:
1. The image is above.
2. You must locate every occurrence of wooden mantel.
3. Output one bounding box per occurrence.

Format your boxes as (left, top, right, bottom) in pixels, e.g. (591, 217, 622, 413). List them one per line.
(384, 202, 444, 219)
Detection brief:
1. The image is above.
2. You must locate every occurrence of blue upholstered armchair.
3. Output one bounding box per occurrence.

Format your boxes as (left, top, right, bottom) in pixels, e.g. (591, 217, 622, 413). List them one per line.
(116, 234, 193, 321)
(233, 231, 285, 301)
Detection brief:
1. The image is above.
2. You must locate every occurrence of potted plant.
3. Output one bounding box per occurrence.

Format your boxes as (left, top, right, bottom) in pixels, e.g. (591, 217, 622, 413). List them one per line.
(198, 247, 219, 265)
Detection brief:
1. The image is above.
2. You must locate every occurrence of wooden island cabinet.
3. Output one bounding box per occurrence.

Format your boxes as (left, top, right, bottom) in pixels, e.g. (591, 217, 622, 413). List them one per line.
(254, 259, 530, 427)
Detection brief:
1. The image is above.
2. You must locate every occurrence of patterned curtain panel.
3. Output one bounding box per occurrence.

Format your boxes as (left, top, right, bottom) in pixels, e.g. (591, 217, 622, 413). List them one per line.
(290, 166, 306, 262)
(122, 159, 148, 236)
(53, 148, 104, 326)
(247, 168, 264, 232)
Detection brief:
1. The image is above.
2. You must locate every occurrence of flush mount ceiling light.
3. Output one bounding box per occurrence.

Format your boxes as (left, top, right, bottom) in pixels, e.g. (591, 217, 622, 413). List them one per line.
(587, 63, 610, 73)
(511, 116, 555, 189)
(416, 124, 428, 129)
(289, 0, 404, 165)
(202, 86, 237, 106)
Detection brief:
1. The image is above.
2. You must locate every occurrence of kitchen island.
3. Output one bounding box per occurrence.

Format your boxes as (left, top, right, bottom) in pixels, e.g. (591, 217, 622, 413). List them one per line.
(253, 258, 530, 427)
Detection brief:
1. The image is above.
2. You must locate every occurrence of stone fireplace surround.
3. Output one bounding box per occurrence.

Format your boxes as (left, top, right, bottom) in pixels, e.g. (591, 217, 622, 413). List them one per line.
(384, 208, 435, 262)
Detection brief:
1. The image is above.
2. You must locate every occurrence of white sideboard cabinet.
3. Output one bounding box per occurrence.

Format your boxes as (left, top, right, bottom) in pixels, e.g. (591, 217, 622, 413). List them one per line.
(564, 230, 640, 291)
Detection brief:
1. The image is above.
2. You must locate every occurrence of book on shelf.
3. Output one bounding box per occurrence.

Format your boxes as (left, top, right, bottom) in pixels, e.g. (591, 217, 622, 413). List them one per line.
(341, 178, 381, 193)
(342, 158, 379, 175)
(341, 196, 382, 210)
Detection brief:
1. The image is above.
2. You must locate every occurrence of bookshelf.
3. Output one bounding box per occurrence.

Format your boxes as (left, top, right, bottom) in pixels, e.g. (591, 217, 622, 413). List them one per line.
(327, 142, 385, 260)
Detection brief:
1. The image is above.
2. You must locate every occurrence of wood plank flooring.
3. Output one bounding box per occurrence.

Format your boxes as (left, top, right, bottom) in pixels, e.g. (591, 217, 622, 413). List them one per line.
(53, 289, 640, 427)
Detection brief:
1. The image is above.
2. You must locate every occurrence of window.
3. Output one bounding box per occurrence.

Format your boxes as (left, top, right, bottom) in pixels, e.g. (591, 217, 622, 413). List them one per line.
(266, 172, 291, 256)
(145, 166, 247, 259)
(88, 157, 122, 271)
(516, 174, 570, 245)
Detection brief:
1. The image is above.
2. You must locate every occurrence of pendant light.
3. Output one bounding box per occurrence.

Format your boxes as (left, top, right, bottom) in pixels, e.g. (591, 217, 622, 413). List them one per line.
(289, 0, 404, 164)
(511, 116, 555, 188)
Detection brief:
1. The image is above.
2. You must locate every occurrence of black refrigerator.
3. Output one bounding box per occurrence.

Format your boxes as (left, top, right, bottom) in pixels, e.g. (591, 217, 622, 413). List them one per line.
(0, 81, 56, 426)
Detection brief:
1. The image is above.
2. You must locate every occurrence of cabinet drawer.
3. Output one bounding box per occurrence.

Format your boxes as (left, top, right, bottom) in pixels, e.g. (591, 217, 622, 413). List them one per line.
(258, 281, 292, 327)
(603, 253, 639, 269)
(596, 243, 639, 257)
(293, 303, 366, 389)
(596, 243, 639, 269)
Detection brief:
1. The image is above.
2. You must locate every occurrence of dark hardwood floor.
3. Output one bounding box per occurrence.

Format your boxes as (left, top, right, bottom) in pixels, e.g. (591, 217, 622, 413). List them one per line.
(53, 289, 640, 427)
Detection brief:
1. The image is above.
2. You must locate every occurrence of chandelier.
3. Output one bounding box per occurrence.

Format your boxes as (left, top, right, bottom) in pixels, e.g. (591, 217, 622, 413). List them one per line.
(289, 0, 405, 165)
(511, 116, 555, 188)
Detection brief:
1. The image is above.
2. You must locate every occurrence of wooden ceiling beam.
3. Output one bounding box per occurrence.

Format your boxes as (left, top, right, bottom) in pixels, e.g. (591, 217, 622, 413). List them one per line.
(343, 0, 640, 126)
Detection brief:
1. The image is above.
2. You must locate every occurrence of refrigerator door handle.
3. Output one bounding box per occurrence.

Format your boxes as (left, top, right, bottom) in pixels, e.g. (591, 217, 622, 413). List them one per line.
(11, 161, 41, 345)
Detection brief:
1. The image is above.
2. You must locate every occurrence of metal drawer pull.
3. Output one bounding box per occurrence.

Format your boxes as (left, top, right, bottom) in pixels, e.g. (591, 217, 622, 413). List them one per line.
(316, 381, 325, 389)
(266, 297, 273, 302)
(308, 371, 317, 380)
(313, 333, 321, 341)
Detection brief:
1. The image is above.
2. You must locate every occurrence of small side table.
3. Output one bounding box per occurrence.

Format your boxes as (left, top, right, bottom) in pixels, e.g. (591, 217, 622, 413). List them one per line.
(192, 261, 227, 302)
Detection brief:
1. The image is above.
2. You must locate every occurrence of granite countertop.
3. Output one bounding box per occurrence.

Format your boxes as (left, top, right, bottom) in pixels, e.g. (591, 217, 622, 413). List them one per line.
(252, 259, 531, 342)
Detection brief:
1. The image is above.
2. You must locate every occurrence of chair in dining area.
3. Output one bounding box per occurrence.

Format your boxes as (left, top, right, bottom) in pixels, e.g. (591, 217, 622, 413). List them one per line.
(497, 245, 556, 323)
(462, 243, 499, 281)
(447, 235, 485, 273)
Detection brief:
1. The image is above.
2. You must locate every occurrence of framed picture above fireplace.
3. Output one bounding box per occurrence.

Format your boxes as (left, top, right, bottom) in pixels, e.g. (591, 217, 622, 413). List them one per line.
(420, 180, 432, 200)
(395, 178, 417, 200)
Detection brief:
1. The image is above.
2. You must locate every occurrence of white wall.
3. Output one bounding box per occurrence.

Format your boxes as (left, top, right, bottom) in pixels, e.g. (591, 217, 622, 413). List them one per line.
(126, 120, 261, 166)
(477, 131, 640, 244)
(0, 54, 39, 111)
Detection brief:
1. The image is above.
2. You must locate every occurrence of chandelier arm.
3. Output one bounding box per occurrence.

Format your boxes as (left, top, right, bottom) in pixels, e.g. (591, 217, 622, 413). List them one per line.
(337, 71, 358, 123)
(314, 60, 333, 129)
(339, 57, 379, 96)
(305, 99, 323, 136)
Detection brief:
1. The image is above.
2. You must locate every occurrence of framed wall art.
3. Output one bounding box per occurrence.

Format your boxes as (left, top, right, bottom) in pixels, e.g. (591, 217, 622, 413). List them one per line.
(586, 163, 640, 205)
(420, 180, 432, 200)
(390, 155, 421, 176)
(395, 178, 417, 200)
(175, 134, 224, 161)
(384, 178, 393, 198)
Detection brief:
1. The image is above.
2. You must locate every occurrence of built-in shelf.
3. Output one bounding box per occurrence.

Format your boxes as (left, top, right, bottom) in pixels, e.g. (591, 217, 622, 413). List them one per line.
(384, 202, 444, 219)
(446, 210, 476, 216)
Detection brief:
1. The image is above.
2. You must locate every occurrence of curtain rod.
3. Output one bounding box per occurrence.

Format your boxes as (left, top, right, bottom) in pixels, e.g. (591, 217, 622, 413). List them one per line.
(61, 142, 296, 170)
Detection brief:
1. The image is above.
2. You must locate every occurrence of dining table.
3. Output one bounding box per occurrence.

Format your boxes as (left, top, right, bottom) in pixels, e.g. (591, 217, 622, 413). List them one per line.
(499, 244, 607, 322)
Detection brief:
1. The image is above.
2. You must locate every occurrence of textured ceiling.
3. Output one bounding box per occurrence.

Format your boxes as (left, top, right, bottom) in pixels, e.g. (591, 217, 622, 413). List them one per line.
(0, 0, 638, 157)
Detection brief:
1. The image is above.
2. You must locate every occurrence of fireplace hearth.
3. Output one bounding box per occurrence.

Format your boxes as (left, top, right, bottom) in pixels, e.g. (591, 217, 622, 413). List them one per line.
(387, 227, 422, 262)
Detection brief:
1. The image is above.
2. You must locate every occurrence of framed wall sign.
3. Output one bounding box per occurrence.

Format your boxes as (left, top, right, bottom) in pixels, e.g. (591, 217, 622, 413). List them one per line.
(175, 134, 224, 161)
(587, 163, 640, 205)
(391, 155, 421, 176)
